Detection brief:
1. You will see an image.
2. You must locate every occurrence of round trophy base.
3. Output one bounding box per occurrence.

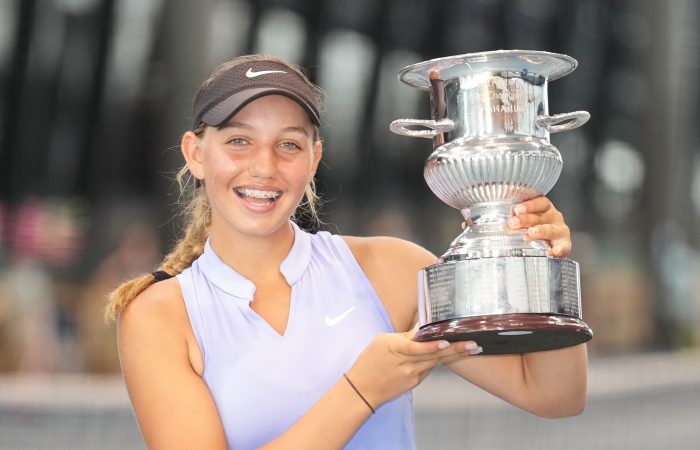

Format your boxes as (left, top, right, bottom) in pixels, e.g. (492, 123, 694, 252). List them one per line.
(413, 313, 592, 355)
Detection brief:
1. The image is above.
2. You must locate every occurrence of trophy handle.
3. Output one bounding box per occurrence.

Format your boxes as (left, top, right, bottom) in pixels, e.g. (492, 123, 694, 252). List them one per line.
(536, 111, 590, 133)
(389, 118, 455, 139)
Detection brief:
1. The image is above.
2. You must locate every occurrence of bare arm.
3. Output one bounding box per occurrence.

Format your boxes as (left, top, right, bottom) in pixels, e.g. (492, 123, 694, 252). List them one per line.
(118, 280, 227, 449)
(353, 196, 588, 419)
(444, 346, 587, 418)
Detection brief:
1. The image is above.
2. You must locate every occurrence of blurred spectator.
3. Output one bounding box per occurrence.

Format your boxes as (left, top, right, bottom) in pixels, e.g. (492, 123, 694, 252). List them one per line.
(0, 197, 88, 372)
(77, 221, 161, 372)
(9, 197, 87, 268)
(0, 255, 59, 371)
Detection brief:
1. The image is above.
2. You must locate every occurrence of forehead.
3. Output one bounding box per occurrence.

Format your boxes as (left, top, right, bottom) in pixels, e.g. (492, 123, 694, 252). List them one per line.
(231, 94, 313, 125)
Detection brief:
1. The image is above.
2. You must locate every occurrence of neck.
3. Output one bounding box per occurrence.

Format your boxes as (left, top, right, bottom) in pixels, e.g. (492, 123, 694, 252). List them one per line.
(208, 221, 295, 283)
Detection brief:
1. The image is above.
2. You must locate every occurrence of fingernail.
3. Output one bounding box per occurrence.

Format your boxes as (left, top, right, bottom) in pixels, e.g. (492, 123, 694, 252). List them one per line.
(463, 341, 478, 351)
(513, 205, 526, 215)
(508, 217, 520, 228)
(473, 346, 484, 354)
(528, 227, 540, 236)
(438, 340, 450, 349)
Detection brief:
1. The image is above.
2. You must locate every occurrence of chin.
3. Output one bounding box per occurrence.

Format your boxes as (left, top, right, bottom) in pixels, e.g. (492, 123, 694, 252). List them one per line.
(228, 214, 294, 238)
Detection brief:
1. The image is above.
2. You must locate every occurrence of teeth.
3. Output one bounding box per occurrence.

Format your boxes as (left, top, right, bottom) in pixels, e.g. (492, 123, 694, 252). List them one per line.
(236, 188, 281, 200)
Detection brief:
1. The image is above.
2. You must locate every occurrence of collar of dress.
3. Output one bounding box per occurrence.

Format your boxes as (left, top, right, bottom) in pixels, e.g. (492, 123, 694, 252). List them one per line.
(199, 220, 312, 302)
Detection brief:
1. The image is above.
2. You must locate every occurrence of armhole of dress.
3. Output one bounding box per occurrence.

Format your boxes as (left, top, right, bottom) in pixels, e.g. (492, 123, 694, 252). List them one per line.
(327, 234, 396, 333)
(176, 270, 208, 368)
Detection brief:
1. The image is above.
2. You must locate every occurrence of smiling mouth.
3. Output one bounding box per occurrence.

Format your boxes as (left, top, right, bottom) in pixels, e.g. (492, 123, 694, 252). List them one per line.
(234, 187, 282, 206)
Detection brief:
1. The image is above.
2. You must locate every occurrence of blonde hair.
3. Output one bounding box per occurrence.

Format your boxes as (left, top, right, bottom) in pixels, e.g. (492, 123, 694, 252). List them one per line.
(104, 55, 323, 322)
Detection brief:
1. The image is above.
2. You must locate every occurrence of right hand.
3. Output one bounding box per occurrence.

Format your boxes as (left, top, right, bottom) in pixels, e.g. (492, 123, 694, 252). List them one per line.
(345, 328, 482, 409)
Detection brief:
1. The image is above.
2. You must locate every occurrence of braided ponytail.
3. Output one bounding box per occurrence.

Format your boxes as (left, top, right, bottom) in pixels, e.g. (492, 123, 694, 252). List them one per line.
(104, 166, 210, 323)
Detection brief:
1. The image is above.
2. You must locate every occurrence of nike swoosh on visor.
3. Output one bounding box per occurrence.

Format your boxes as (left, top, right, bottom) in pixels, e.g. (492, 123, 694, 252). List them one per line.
(246, 68, 287, 78)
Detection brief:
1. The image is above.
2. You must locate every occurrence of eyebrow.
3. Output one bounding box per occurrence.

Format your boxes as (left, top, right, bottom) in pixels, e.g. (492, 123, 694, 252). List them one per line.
(218, 122, 309, 137)
(281, 126, 310, 137)
(217, 121, 252, 130)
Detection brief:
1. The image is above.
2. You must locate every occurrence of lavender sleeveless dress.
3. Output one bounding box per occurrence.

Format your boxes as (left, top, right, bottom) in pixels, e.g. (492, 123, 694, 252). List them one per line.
(177, 221, 416, 449)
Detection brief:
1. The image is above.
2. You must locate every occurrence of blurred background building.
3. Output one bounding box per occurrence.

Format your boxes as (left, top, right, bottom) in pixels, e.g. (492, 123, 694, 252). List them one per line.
(0, 0, 699, 449)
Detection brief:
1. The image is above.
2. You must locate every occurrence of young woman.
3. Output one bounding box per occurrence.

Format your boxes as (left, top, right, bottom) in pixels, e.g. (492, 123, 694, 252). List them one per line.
(106, 55, 587, 450)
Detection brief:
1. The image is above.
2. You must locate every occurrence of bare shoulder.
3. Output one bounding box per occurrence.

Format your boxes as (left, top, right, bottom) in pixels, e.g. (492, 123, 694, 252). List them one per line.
(118, 277, 203, 376)
(342, 236, 437, 332)
(118, 277, 188, 340)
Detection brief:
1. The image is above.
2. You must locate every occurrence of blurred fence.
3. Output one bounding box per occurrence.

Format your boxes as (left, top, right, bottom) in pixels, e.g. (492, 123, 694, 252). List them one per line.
(1, 351, 699, 449)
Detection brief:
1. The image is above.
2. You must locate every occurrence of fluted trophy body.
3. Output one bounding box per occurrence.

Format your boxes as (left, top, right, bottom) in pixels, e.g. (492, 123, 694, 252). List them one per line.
(391, 50, 593, 354)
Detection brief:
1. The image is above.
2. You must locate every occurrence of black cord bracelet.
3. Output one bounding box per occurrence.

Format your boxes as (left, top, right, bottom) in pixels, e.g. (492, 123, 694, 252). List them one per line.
(343, 373, 375, 414)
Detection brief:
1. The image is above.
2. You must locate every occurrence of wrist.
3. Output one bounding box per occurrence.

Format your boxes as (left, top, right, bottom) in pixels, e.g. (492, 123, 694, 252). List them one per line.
(344, 366, 383, 411)
(343, 373, 375, 414)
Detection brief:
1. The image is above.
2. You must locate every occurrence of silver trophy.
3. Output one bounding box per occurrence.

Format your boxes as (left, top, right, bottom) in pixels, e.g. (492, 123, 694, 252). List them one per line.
(390, 50, 593, 354)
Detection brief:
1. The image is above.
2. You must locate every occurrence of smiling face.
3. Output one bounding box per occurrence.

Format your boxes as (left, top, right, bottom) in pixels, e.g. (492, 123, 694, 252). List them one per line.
(181, 94, 322, 243)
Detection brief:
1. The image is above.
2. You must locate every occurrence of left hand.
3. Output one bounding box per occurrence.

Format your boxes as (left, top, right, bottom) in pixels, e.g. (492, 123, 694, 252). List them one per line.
(507, 196, 571, 257)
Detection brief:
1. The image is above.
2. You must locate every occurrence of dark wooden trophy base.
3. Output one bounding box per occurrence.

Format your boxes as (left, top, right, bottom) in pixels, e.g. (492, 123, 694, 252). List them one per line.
(413, 313, 593, 355)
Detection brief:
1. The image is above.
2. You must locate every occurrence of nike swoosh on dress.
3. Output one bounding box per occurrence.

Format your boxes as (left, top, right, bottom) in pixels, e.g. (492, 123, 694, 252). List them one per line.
(324, 306, 357, 326)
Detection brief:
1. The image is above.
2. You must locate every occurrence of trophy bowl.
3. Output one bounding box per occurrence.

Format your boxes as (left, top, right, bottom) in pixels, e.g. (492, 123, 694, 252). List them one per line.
(391, 50, 593, 355)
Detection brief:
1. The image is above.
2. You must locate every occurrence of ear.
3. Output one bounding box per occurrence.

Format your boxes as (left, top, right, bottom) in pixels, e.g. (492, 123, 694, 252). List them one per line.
(181, 131, 205, 181)
(309, 140, 323, 179)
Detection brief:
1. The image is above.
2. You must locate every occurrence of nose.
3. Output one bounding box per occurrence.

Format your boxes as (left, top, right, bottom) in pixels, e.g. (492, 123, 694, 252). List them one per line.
(249, 146, 277, 179)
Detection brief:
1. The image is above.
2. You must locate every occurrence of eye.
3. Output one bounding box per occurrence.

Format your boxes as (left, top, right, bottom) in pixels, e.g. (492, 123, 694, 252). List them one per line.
(228, 137, 249, 146)
(279, 141, 301, 150)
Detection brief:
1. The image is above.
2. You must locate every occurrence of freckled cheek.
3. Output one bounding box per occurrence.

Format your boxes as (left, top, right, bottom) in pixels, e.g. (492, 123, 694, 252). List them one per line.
(204, 153, 248, 183)
(282, 162, 315, 189)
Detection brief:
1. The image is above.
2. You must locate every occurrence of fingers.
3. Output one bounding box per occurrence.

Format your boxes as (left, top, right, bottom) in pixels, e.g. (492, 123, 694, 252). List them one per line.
(547, 237, 572, 257)
(509, 200, 562, 229)
(509, 213, 561, 229)
(439, 341, 483, 361)
(509, 197, 572, 257)
(397, 337, 452, 356)
(511, 196, 553, 215)
(522, 223, 572, 257)
(400, 339, 483, 362)
(523, 223, 569, 241)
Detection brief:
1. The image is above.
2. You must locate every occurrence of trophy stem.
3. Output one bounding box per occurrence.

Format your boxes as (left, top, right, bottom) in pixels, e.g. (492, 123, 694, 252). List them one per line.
(463, 201, 512, 223)
(442, 201, 550, 261)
